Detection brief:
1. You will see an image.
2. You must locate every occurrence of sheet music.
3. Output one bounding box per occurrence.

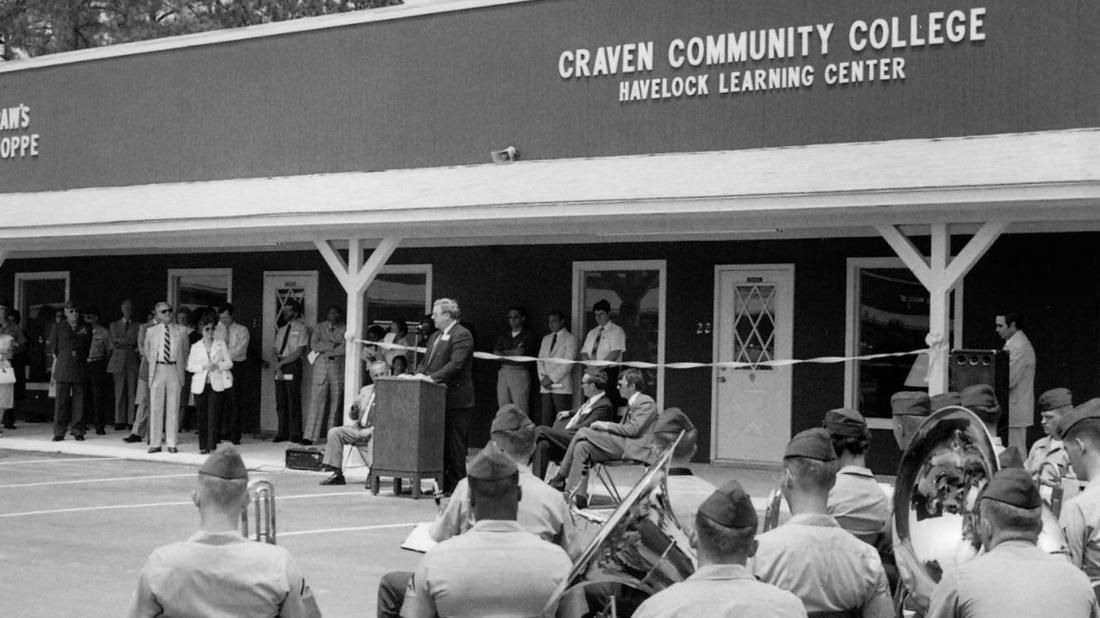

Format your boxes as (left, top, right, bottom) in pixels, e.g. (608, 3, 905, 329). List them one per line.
(401, 522, 437, 553)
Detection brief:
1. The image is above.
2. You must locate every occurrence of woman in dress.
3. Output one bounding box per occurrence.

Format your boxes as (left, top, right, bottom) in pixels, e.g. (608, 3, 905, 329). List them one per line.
(186, 316, 233, 454)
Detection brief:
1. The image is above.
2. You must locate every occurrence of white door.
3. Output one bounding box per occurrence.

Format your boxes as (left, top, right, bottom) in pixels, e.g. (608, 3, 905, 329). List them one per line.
(712, 265, 794, 464)
(261, 272, 318, 434)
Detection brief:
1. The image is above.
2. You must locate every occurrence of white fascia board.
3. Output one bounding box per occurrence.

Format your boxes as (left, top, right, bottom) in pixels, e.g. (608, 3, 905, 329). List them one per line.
(1, 128, 1097, 241)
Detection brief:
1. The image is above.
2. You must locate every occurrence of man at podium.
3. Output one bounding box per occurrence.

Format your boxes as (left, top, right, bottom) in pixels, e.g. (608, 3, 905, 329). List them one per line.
(416, 298, 475, 494)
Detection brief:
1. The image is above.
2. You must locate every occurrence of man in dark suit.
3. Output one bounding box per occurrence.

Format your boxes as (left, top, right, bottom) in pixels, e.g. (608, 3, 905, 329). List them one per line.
(107, 299, 141, 430)
(531, 369, 613, 479)
(416, 298, 475, 493)
(52, 301, 92, 441)
(549, 367, 659, 507)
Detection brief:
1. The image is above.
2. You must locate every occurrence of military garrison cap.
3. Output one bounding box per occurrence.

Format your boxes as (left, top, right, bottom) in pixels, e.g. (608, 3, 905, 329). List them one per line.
(1038, 388, 1073, 413)
(490, 404, 534, 435)
(891, 391, 931, 416)
(1055, 398, 1100, 440)
(467, 443, 518, 481)
(198, 445, 248, 480)
(960, 384, 999, 411)
(784, 428, 837, 461)
(698, 479, 758, 529)
(930, 392, 962, 411)
(982, 468, 1041, 509)
(653, 407, 694, 435)
(823, 408, 869, 438)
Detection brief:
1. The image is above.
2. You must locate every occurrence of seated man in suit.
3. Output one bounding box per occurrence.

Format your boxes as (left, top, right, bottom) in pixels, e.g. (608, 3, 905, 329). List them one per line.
(318, 360, 389, 486)
(548, 367, 659, 508)
(531, 369, 613, 479)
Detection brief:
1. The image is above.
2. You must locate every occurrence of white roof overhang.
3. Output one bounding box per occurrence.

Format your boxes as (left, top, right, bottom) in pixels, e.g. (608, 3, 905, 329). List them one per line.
(2, 128, 1097, 256)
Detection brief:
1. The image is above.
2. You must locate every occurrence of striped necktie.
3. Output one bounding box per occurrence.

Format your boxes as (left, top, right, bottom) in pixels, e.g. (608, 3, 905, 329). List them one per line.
(161, 325, 172, 362)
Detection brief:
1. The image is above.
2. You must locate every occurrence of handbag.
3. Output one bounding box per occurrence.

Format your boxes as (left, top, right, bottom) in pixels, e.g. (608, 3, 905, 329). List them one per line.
(0, 366, 15, 385)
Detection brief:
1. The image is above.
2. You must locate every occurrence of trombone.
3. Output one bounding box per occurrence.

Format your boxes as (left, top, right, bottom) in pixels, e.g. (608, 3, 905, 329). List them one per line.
(240, 479, 277, 544)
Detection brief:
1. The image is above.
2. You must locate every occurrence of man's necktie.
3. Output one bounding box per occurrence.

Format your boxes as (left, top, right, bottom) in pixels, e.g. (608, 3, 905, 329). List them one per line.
(278, 324, 291, 356)
(592, 327, 603, 355)
(550, 332, 557, 351)
(424, 333, 438, 368)
(162, 326, 171, 362)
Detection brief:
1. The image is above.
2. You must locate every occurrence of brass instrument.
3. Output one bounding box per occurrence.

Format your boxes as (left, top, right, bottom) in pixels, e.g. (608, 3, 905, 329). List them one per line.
(543, 435, 696, 618)
(240, 479, 277, 544)
(893, 405, 1069, 613)
(762, 487, 783, 532)
(1036, 460, 1065, 517)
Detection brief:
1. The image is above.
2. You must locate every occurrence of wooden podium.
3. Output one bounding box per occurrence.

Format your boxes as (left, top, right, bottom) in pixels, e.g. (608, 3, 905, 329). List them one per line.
(368, 377, 446, 498)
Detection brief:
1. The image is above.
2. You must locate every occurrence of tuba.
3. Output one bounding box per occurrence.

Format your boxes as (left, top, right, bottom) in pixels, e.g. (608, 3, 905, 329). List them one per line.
(240, 479, 277, 544)
(893, 406, 1068, 612)
(542, 434, 696, 618)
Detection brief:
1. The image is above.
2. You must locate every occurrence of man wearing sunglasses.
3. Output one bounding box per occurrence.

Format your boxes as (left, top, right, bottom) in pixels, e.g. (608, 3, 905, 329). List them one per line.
(144, 302, 190, 453)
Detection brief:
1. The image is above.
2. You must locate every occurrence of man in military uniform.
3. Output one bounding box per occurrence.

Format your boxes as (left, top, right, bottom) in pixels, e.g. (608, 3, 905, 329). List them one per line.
(891, 391, 932, 452)
(400, 443, 573, 618)
(83, 306, 111, 435)
(752, 428, 893, 617)
(961, 384, 1024, 468)
(824, 408, 890, 544)
(634, 480, 806, 618)
(52, 301, 92, 441)
(1026, 388, 1074, 483)
(108, 300, 141, 430)
(927, 468, 1097, 617)
(1058, 398, 1100, 581)
(273, 300, 309, 443)
(377, 405, 580, 617)
(127, 446, 321, 617)
(653, 410, 714, 538)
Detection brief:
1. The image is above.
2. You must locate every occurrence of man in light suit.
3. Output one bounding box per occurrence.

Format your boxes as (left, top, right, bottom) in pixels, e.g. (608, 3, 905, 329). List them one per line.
(536, 310, 578, 428)
(531, 369, 613, 479)
(549, 367, 659, 507)
(318, 359, 387, 486)
(145, 301, 190, 454)
(108, 299, 141, 430)
(997, 310, 1035, 455)
(416, 298, 475, 494)
(304, 305, 345, 445)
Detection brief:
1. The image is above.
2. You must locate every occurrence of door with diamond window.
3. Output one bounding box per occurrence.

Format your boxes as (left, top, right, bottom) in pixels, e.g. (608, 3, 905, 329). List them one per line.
(261, 272, 318, 434)
(713, 266, 794, 464)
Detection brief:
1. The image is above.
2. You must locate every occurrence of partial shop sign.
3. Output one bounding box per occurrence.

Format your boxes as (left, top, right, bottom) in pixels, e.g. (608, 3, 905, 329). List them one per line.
(0, 101, 40, 160)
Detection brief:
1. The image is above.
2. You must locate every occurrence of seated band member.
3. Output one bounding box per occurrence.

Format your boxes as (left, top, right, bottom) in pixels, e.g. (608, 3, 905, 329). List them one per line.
(752, 428, 893, 617)
(376, 406, 579, 618)
(891, 391, 932, 452)
(1026, 387, 1074, 483)
(531, 369, 613, 479)
(127, 446, 321, 618)
(399, 444, 573, 618)
(927, 468, 1098, 618)
(1057, 398, 1100, 581)
(548, 367, 659, 508)
(318, 360, 389, 486)
(633, 480, 807, 618)
(655, 412, 716, 538)
(824, 408, 890, 545)
(961, 384, 1024, 468)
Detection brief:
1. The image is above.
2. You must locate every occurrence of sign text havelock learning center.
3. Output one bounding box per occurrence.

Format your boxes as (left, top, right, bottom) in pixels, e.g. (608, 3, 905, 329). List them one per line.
(557, 8, 987, 102)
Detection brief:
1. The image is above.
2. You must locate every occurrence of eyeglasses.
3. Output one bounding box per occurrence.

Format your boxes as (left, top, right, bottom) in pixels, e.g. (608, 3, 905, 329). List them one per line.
(158, 309, 172, 314)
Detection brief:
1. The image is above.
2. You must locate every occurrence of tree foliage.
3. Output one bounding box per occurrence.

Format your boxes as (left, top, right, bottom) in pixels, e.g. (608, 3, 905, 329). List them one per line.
(0, 0, 402, 60)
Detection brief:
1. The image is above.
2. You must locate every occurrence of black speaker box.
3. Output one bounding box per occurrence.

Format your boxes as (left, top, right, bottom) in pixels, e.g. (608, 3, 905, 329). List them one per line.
(285, 445, 324, 471)
(949, 348, 1009, 413)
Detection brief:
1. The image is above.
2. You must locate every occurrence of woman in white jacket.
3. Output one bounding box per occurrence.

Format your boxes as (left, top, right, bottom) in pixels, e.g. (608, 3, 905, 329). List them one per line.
(187, 316, 233, 454)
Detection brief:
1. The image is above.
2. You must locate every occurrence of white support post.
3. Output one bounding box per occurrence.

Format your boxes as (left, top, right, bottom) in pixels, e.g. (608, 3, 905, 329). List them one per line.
(878, 222, 1008, 396)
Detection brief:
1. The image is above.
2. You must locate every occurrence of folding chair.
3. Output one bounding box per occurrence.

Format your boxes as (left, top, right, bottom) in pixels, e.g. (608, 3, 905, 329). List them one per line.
(341, 441, 372, 472)
(586, 458, 649, 505)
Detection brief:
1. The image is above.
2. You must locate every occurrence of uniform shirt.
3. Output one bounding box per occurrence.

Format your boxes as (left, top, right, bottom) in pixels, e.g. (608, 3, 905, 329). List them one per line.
(633, 563, 807, 618)
(274, 320, 309, 361)
(666, 469, 717, 538)
(402, 519, 572, 618)
(87, 323, 110, 362)
(828, 465, 892, 543)
(215, 321, 251, 362)
(752, 513, 893, 618)
(127, 530, 321, 618)
(581, 321, 626, 361)
(1061, 480, 1100, 580)
(926, 539, 1098, 618)
(429, 464, 580, 559)
(1026, 436, 1072, 482)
